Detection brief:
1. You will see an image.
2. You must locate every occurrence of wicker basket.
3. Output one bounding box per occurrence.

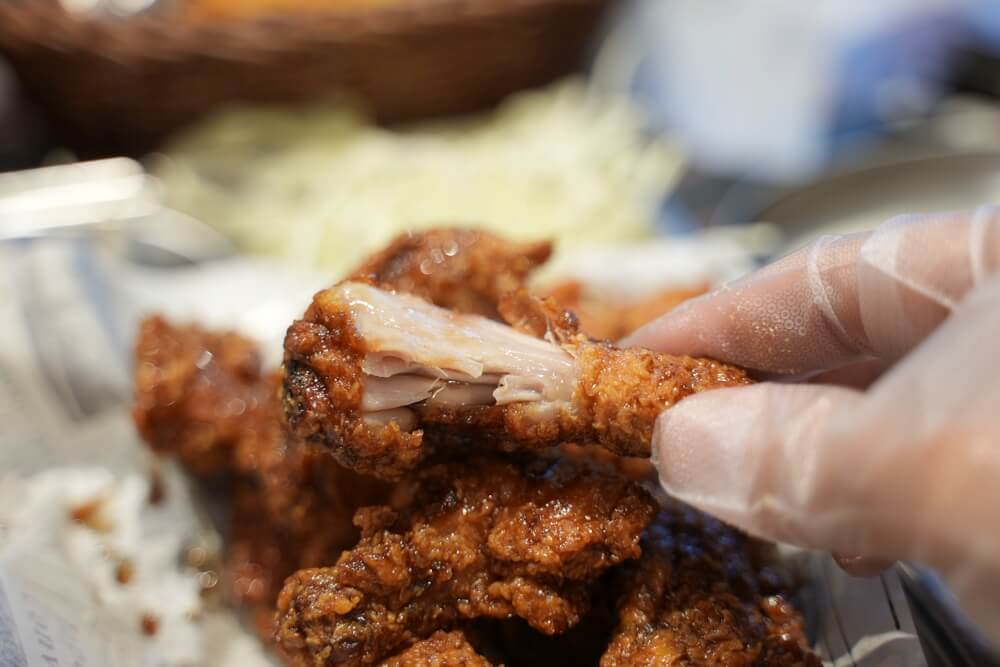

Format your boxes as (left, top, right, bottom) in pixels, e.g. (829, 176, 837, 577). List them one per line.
(0, 0, 613, 157)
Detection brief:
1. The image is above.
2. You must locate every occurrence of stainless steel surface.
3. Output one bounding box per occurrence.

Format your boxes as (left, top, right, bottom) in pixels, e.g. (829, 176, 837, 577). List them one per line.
(0, 158, 234, 265)
(898, 564, 1000, 667)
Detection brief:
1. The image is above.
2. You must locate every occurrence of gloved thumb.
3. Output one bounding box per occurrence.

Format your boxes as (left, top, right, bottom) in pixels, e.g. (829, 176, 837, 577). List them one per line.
(651, 382, 892, 557)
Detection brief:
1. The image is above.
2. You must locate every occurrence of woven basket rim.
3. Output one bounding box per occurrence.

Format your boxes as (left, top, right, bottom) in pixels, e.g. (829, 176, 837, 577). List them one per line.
(0, 0, 613, 59)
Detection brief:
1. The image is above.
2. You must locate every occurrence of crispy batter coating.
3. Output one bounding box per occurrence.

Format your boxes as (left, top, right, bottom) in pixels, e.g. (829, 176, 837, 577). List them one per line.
(282, 284, 750, 479)
(133, 315, 276, 474)
(491, 574, 618, 667)
(546, 281, 707, 341)
(274, 456, 657, 666)
(378, 631, 495, 667)
(601, 504, 819, 667)
(350, 228, 551, 319)
(545, 283, 713, 481)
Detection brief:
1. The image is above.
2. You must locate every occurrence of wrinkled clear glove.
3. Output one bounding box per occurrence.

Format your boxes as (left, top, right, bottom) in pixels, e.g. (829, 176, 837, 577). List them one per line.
(624, 207, 1000, 642)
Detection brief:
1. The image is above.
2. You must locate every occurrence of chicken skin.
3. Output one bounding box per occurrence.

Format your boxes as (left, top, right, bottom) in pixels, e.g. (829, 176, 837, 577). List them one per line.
(282, 282, 750, 479)
(601, 504, 819, 667)
(274, 455, 657, 666)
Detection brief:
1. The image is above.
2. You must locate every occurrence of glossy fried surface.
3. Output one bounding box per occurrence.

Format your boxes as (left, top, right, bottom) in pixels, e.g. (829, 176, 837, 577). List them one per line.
(379, 631, 494, 667)
(350, 228, 551, 319)
(282, 285, 750, 480)
(601, 504, 819, 667)
(274, 456, 657, 666)
(133, 315, 276, 475)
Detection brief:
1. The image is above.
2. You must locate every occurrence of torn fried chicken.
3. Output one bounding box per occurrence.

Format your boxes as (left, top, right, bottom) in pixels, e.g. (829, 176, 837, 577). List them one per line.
(350, 228, 551, 319)
(274, 456, 657, 666)
(379, 631, 494, 667)
(601, 504, 819, 667)
(282, 282, 750, 479)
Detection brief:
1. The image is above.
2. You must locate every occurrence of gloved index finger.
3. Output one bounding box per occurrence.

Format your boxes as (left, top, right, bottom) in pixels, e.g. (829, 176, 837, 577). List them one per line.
(624, 207, 1000, 374)
(623, 232, 873, 374)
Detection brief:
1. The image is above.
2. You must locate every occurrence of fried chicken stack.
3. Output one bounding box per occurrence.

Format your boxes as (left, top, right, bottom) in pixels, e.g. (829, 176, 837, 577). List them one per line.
(132, 228, 818, 666)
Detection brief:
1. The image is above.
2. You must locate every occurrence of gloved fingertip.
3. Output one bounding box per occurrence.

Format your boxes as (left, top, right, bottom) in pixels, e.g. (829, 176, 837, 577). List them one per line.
(651, 388, 760, 514)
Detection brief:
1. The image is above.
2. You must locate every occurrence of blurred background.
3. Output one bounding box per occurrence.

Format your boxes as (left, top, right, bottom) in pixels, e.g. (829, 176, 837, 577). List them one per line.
(1, 0, 999, 665)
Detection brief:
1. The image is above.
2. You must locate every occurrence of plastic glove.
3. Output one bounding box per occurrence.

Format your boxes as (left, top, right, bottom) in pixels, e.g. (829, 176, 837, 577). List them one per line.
(623, 207, 1000, 642)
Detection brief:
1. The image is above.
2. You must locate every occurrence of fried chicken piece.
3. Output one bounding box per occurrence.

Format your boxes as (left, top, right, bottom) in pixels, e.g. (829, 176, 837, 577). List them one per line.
(133, 316, 388, 638)
(547, 281, 707, 341)
(379, 631, 495, 667)
(282, 282, 750, 479)
(133, 315, 276, 475)
(228, 443, 390, 620)
(237, 422, 389, 549)
(274, 456, 657, 666)
(133, 315, 386, 537)
(350, 229, 551, 319)
(601, 504, 819, 667)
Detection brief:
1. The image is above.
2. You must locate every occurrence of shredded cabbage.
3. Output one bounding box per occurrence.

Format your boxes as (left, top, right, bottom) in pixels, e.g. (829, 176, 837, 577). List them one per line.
(154, 79, 684, 277)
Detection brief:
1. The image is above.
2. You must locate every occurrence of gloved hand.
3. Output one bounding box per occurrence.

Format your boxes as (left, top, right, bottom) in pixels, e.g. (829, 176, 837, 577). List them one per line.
(623, 207, 1000, 641)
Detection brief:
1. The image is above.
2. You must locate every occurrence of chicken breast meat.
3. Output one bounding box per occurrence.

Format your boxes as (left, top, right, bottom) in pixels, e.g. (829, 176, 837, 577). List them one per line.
(282, 281, 750, 479)
(274, 455, 657, 666)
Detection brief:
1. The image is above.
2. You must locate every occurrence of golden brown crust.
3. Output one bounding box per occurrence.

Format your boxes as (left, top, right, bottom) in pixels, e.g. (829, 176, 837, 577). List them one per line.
(600, 504, 819, 667)
(572, 342, 752, 458)
(378, 631, 494, 667)
(350, 228, 551, 319)
(274, 456, 657, 666)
